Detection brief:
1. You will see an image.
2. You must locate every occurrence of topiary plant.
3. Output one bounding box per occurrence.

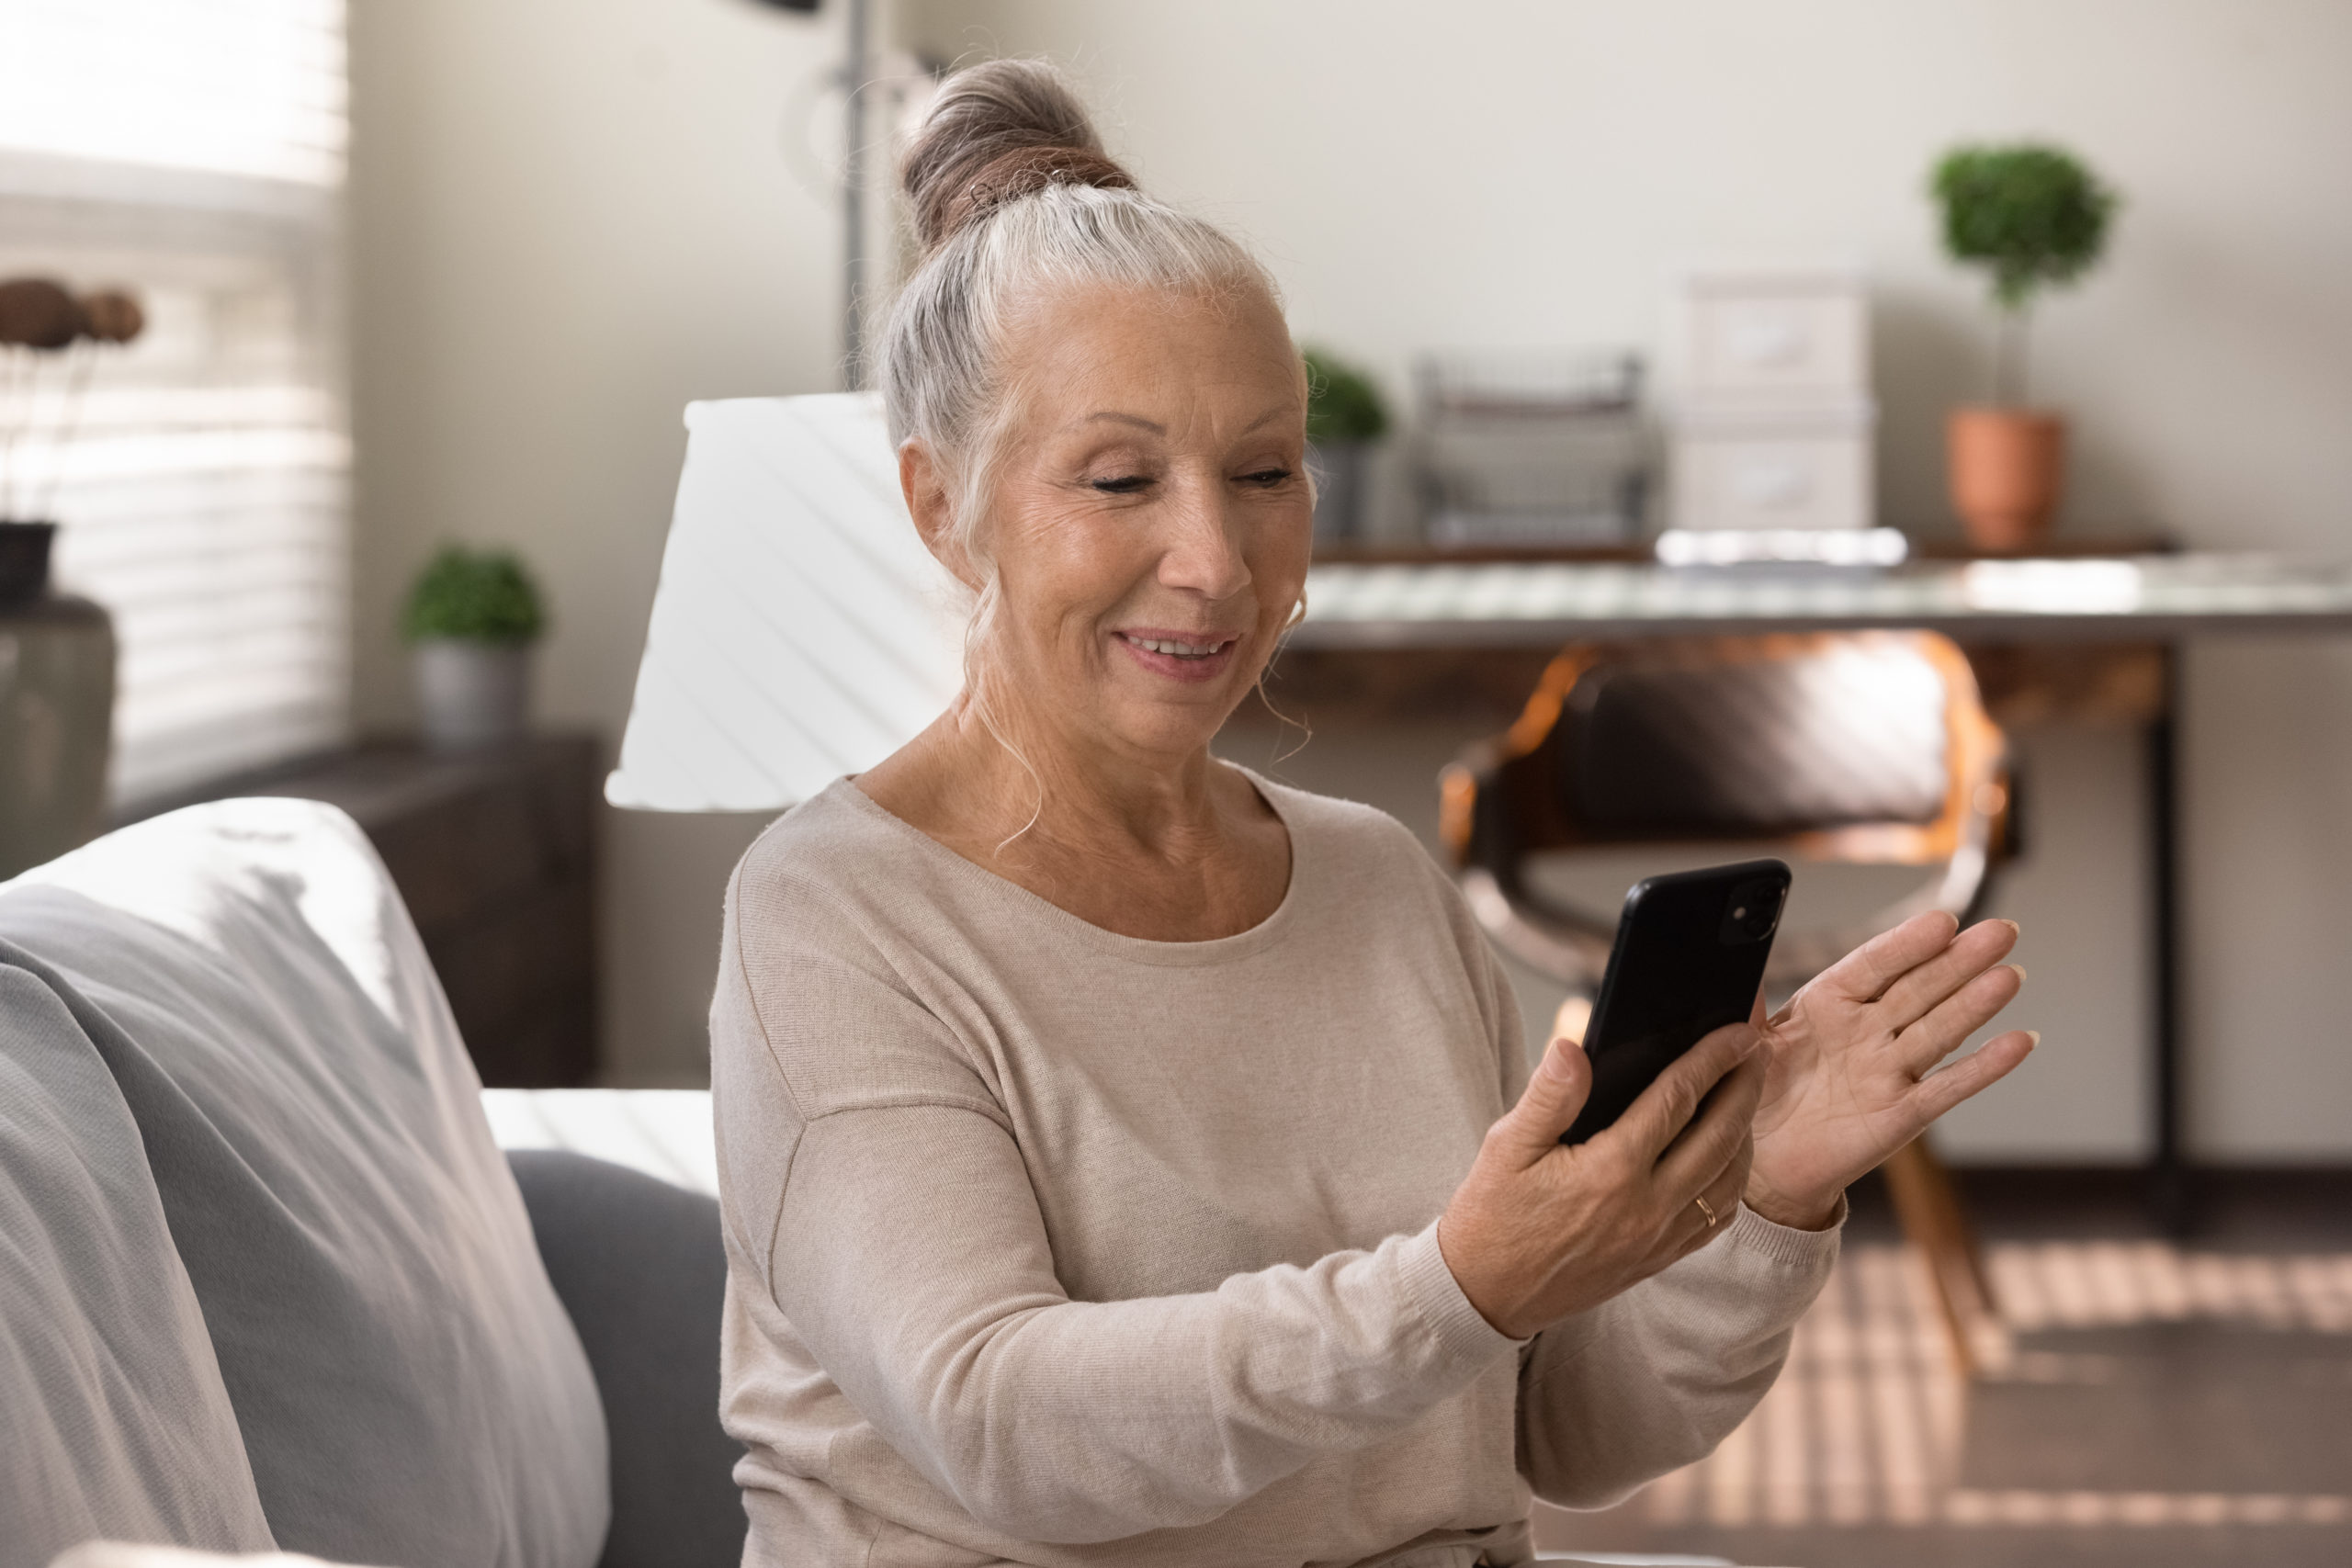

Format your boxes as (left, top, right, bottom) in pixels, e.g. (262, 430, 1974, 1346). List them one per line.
(1931, 143, 2118, 405)
(401, 547, 546, 645)
(1301, 346, 1390, 445)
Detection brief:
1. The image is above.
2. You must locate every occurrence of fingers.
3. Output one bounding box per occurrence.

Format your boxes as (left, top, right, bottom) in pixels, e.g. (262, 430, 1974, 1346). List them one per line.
(1654, 1051, 1764, 1198)
(1876, 918, 2021, 1031)
(1896, 961, 2027, 1076)
(1679, 1148, 1752, 1256)
(1601, 1023, 1757, 1167)
(1492, 1035, 1593, 1161)
(1908, 1029, 2038, 1122)
(1813, 910, 1961, 1003)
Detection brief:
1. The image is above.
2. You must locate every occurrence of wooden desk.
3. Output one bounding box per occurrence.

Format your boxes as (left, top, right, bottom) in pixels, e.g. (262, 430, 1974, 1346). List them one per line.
(1279, 550, 2352, 1233)
(136, 736, 602, 1088)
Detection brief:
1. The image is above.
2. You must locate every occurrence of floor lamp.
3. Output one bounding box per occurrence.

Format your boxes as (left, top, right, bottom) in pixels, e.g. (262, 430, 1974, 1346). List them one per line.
(605, 392, 963, 815)
(746, 0, 878, 386)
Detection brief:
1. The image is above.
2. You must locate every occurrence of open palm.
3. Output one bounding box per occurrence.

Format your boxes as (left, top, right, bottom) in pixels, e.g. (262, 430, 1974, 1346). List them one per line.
(1745, 911, 2036, 1228)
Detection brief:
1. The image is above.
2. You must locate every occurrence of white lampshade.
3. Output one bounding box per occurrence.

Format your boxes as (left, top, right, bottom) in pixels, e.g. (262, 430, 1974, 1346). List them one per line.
(605, 394, 966, 813)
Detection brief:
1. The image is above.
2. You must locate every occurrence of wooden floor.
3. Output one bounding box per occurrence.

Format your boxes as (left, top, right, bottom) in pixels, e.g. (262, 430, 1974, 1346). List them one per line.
(1533, 1169, 2352, 1567)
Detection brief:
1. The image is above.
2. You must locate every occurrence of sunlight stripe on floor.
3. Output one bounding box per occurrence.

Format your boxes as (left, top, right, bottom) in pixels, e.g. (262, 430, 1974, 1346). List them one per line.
(1942, 1491, 2352, 1527)
(1639, 1240, 2352, 1529)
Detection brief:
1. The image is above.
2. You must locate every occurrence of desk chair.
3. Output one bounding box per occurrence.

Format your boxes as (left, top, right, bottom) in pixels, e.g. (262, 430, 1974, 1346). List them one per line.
(1439, 630, 2016, 1373)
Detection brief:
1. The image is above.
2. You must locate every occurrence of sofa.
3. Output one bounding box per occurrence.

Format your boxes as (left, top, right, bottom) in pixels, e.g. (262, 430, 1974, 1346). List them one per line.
(0, 798, 747, 1568)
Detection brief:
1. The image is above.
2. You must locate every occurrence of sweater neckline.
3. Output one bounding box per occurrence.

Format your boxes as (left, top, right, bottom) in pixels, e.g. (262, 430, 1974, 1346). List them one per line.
(822, 766, 1306, 968)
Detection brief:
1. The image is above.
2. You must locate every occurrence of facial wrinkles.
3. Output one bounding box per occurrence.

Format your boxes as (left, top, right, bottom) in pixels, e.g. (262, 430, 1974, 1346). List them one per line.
(970, 286, 1309, 750)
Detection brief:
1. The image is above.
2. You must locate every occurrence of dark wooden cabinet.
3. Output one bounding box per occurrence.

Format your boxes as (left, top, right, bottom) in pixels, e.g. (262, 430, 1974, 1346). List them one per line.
(141, 737, 600, 1087)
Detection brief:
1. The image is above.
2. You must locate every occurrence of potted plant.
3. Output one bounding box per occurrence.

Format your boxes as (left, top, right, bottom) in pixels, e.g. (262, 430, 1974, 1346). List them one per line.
(402, 546, 547, 751)
(0, 279, 142, 877)
(1930, 143, 2118, 551)
(0, 277, 144, 604)
(1303, 346, 1390, 545)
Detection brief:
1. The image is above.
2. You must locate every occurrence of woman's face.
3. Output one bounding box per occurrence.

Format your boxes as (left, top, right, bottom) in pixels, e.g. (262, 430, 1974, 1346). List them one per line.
(944, 283, 1313, 764)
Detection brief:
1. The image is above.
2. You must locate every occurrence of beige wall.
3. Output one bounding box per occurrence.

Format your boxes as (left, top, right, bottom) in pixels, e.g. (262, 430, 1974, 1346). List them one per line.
(353, 0, 2352, 1154)
(348, 0, 847, 1084)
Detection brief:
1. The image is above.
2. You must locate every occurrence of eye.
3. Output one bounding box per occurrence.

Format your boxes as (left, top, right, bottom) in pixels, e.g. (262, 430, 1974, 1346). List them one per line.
(1239, 467, 1293, 488)
(1090, 474, 1152, 494)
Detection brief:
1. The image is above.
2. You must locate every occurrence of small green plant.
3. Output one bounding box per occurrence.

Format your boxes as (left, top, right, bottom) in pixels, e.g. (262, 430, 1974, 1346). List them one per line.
(1931, 142, 2118, 405)
(401, 547, 546, 644)
(1302, 346, 1390, 445)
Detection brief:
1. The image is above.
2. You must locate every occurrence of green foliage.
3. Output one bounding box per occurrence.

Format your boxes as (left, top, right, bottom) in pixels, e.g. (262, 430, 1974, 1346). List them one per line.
(1301, 346, 1390, 445)
(1931, 142, 2117, 313)
(401, 546, 546, 644)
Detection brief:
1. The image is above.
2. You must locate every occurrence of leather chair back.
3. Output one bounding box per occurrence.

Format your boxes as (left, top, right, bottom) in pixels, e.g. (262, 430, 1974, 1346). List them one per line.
(1442, 631, 2015, 987)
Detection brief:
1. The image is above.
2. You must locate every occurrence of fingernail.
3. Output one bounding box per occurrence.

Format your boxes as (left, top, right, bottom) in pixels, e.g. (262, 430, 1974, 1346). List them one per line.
(2009, 964, 2028, 984)
(1538, 1038, 1582, 1081)
(2002, 919, 2021, 936)
(2026, 1030, 2041, 1047)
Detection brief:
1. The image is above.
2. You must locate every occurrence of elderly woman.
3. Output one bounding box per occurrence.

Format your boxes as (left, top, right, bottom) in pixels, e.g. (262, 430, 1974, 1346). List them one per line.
(712, 60, 2033, 1568)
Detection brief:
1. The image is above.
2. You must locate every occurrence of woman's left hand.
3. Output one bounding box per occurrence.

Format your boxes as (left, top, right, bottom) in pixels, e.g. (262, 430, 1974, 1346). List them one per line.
(1744, 912, 2036, 1229)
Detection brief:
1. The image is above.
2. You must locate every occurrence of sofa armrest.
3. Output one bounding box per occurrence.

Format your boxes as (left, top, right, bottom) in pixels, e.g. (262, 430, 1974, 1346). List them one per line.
(506, 1145, 746, 1568)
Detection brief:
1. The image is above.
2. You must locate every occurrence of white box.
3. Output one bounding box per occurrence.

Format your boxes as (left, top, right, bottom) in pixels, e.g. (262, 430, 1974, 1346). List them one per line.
(1667, 262, 1870, 404)
(1669, 401, 1875, 533)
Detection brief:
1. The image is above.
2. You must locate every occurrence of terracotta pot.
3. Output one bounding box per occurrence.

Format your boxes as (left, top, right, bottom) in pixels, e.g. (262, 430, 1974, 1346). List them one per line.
(1947, 407, 2066, 552)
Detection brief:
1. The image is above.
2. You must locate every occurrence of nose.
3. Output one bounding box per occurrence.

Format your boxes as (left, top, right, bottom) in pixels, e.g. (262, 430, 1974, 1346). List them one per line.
(1155, 472, 1251, 603)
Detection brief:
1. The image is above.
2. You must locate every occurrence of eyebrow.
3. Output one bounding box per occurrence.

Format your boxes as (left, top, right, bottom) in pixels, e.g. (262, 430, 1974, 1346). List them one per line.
(1078, 406, 1295, 436)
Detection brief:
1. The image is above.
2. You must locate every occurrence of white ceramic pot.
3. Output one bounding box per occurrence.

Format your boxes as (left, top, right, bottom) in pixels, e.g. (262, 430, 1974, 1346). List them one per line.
(413, 639, 531, 752)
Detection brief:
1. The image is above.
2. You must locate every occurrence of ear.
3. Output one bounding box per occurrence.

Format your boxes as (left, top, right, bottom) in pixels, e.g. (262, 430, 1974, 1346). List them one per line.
(899, 440, 982, 592)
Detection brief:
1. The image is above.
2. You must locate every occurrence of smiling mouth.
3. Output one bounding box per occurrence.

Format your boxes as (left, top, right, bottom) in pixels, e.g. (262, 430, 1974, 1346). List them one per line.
(1116, 633, 1236, 660)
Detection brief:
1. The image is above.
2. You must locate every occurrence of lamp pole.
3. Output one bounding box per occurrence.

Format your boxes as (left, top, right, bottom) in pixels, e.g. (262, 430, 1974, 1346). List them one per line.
(841, 0, 869, 388)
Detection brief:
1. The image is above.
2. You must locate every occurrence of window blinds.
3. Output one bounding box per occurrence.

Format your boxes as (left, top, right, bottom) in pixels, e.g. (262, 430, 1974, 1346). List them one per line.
(0, 0, 349, 805)
(0, 0, 346, 188)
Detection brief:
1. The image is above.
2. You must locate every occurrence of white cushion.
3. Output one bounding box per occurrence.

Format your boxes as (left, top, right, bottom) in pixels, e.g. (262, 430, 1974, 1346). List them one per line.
(0, 799, 608, 1568)
(50, 1548, 381, 1568)
(482, 1087, 718, 1196)
(0, 961, 276, 1568)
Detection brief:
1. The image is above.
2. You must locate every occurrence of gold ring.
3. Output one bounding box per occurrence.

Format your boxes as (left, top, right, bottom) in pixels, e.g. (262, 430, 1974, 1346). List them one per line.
(1693, 1194, 1719, 1231)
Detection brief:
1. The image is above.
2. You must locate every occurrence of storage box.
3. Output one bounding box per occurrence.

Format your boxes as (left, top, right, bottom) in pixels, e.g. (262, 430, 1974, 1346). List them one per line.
(1666, 262, 1870, 404)
(1668, 400, 1876, 533)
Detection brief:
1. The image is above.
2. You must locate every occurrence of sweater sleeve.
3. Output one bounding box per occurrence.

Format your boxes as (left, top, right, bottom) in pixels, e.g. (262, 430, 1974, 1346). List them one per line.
(711, 873, 1520, 1547)
(1455, 919, 1842, 1508)
(1514, 1201, 1840, 1509)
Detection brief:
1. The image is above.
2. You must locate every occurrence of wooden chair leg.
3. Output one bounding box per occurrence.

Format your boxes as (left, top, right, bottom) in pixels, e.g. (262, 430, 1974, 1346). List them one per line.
(1880, 1134, 2000, 1376)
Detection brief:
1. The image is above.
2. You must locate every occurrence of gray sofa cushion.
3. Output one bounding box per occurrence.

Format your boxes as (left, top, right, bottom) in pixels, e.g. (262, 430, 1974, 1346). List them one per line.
(0, 800, 607, 1568)
(0, 961, 277, 1568)
(506, 1149, 747, 1568)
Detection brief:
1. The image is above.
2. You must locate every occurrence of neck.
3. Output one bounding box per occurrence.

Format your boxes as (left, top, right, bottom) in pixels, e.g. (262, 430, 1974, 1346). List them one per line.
(853, 669, 1292, 942)
(937, 683, 1231, 864)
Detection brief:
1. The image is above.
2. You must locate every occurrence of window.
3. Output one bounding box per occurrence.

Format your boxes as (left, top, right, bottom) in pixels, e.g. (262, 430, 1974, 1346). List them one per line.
(0, 0, 348, 804)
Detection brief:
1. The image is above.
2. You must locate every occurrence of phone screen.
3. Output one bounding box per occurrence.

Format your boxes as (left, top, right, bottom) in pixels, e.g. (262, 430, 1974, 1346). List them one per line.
(1557, 859, 1790, 1146)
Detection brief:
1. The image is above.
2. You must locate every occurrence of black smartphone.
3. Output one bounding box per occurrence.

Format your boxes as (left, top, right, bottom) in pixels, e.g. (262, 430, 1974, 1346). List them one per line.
(1557, 858, 1792, 1146)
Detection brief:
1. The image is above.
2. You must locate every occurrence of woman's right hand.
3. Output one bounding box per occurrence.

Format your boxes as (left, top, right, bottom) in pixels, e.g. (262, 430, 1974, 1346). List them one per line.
(1436, 1025, 1765, 1340)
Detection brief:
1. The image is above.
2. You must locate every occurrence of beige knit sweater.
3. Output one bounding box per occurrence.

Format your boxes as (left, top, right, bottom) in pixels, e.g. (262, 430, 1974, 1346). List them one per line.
(711, 774, 1838, 1568)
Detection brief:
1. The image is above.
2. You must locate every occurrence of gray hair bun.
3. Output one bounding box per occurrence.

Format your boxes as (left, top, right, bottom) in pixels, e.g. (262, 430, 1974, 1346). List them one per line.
(900, 59, 1136, 252)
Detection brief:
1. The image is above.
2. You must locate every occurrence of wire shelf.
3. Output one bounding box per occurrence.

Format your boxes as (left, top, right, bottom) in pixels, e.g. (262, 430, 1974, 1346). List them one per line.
(1413, 350, 1652, 546)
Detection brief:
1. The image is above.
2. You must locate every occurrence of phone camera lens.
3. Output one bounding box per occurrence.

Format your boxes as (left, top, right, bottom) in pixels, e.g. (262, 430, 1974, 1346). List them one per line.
(1720, 875, 1786, 944)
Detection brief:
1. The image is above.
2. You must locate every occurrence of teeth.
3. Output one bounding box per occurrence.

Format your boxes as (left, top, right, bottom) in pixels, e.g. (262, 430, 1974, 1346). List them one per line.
(1133, 637, 1221, 657)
